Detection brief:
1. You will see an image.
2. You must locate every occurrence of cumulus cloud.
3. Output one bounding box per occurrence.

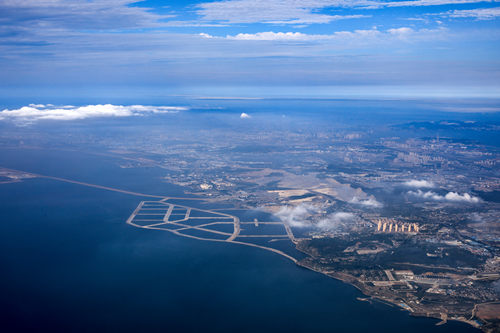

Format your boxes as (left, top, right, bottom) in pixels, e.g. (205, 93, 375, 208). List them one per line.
(200, 27, 444, 42)
(317, 212, 355, 230)
(404, 179, 435, 188)
(199, 31, 332, 41)
(240, 112, 252, 119)
(0, 104, 187, 124)
(349, 196, 383, 208)
(408, 189, 481, 203)
(275, 203, 355, 230)
(388, 27, 414, 34)
(275, 203, 319, 227)
(387, 27, 416, 39)
(199, 32, 214, 39)
(444, 191, 481, 203)
(228, 31, 321, 41)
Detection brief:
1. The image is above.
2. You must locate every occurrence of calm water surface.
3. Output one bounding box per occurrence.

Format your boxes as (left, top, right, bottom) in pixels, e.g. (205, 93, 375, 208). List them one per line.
(0, 148, 479, 332)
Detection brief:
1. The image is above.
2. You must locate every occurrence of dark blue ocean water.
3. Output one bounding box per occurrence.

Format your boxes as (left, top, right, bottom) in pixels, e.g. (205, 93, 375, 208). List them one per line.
(0, 148, 479, 333)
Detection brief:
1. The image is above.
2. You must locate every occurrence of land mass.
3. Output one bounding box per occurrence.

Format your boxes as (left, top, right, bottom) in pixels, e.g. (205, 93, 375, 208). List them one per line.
(2, 166, 499, 332)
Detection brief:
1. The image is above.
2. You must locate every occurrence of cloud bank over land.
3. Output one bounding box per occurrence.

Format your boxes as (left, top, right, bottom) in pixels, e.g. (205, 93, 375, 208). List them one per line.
(0, 104, 187, 123)
(275, 203, 355, 229)
(408, 189, 481, 203)
(404, 180, 435, 188)
(349, 196, 383, 207)
(275, 204, 318, 227)
(317, 212, 355, 230)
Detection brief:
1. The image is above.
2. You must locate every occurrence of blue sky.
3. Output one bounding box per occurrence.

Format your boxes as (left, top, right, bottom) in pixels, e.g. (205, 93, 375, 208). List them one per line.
(1, 0, 499, 98)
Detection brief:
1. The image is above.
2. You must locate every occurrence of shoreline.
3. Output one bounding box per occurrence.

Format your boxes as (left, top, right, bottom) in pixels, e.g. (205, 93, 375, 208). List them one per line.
(3, 168, 489, 332)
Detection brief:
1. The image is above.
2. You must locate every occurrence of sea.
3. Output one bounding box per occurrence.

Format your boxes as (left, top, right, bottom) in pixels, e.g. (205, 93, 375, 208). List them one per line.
(0, 146, 479, 333)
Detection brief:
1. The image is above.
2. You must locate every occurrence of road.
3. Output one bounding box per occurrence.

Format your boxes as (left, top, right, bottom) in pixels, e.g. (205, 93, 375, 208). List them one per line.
(3, 166, 299, 264)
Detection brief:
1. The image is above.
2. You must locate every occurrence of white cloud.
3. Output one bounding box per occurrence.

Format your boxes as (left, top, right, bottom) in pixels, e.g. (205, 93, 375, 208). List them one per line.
(444, 191, 481, 202)
(195, 0, 498, 25)
(267, 14, 369, 24)
(404, 179, 435, 188)
(240, 112, 252, 119)
(275, 204, 356, 229)
(444, 7, 500, 20)
(408, 189, 481, 203)
(28, 103, 45, 108)
(317, 212, 355, 230)
(200, 27, 445, 42)
(196, 0, 370, 25)
(0, 104, 187, 124)
(349, 196, 383, 207)
(0, 0, 173, 31)
(199, 33, 214, 39)
(408, 189, 443, 200)
(200, 30, 372, 41)
(228, 31, 323, 41)
(381, 0, 498, 8)
(275, 203, 318, 227)
(388, 27, 414, 35)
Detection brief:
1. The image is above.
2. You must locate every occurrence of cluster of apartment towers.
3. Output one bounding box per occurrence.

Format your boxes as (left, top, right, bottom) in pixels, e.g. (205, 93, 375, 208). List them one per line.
(375, 218, 420, 233)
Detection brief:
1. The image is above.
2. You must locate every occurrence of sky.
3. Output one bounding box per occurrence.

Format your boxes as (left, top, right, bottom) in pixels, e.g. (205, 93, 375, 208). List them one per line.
(1, 0, 500, 99)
